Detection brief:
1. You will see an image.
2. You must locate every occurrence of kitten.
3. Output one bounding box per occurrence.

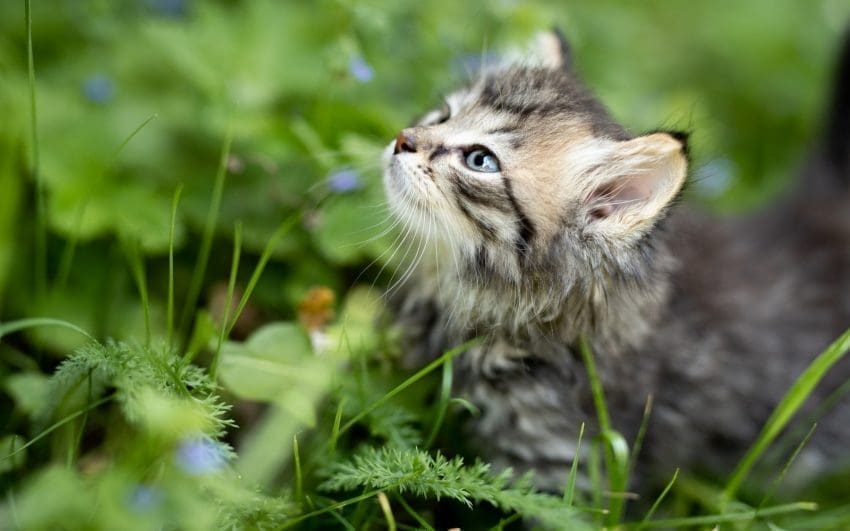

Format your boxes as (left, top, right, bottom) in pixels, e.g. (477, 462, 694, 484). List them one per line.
(383, 30, 850, 492)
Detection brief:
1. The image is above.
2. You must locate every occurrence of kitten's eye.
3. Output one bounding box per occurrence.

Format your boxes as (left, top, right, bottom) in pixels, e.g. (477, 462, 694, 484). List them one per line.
(464, 148, 501, 173)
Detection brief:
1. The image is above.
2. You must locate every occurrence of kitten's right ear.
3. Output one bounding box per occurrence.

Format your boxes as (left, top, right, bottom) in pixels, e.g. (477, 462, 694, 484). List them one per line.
(535, 27, 572, 72)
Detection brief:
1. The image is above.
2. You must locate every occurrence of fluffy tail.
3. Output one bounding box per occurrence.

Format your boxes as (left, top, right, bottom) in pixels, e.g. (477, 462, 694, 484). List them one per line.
(810, 28, 850, 193)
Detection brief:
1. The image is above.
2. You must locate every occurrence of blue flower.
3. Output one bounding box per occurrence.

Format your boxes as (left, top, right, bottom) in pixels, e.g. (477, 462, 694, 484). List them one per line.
(348, 56, 374, 83)
(82, 75, 114, 104)
(174, 437, 227, 475)
(327, 169, 361, 193)
(127, 485, 161, 512)
(147, 0, 189, 18)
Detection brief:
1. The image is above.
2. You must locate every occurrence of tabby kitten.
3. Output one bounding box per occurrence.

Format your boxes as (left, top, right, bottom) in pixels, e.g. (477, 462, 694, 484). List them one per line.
(384, 30, 850, 492)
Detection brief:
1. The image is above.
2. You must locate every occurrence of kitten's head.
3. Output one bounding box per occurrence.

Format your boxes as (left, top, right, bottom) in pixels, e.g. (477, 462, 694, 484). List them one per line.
(383, 30, 688, 288)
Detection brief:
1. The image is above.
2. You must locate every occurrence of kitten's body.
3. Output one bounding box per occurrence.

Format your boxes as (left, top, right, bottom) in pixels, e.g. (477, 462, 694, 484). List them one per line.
(386, 32, 850, 492)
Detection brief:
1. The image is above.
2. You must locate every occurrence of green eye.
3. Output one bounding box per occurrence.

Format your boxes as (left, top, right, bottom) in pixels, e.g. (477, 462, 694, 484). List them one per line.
(464, 148, 500, 173)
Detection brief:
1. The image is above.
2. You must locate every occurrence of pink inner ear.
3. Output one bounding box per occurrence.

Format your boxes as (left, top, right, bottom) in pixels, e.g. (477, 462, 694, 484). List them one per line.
(587, 179, 649, 220)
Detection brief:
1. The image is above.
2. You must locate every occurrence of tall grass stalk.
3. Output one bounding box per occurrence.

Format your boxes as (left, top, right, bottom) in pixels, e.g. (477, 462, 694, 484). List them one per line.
(578, 336, 629, 525)
(293, 434, 303, 503)
(209, 222, 241, 379)
(54, 114, 159, 291)
(628, 395, 653, 479)
(25, 0, 46, 300)
(752, 422, 817, 521)
(626, 501, 817, 529)
(393, 494, 434, 531)
(723, 327, 850, 502)
(337, 338, 480, 437)
(376, 492, 396, 531)
(638, 468, 679, 529)
(1, 394, 114, 461)
(67, 371, 93, 467)
(178, 125, 233, 339)
(125, 239, 151, 346)
(424, 355, 453, 448)
(166, 184, 184, 346)
(563, 422, 586, 506)
(225, 215, 299, 337)
(281, 485, 400, 529)
(0, 318, 93, 342)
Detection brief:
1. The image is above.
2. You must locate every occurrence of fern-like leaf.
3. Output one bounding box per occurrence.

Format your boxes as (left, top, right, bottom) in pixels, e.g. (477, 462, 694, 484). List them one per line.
(320, 446, 592, 530)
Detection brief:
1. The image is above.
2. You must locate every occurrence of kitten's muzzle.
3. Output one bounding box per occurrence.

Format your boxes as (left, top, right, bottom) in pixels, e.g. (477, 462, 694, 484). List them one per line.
(393, 129, 418, 154)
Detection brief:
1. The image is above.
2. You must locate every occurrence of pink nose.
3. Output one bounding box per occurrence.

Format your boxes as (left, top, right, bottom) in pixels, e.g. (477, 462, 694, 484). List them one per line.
(394, 130, 417, 154)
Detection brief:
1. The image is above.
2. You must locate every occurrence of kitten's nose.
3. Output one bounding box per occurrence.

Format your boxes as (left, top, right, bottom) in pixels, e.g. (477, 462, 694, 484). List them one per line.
(394, 130, 417, 154)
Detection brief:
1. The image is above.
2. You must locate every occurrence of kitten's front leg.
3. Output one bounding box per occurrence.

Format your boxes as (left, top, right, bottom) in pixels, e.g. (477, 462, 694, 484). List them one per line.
(455, 339, 595, 492)
(389, 272, 453, 369)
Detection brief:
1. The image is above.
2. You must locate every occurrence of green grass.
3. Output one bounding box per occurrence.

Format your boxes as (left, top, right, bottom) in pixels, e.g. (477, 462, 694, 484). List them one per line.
(2, 0, 850, 529)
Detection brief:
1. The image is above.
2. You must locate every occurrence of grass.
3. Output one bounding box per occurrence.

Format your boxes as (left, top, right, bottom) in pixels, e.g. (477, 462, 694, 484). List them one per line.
(722, 327, 850, 503)
(3, 1, 850, 529)
(24, 0, 45, 301)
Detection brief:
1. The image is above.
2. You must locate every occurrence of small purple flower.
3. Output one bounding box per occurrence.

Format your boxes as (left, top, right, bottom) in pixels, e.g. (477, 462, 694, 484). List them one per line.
(348, 56, 374, 83)
(82, 75, 114, 104)
(327, 169, 361, 193)
(174, 437, 227, 475)
(127, 485, 161, 512)
(147, 0, 189, 18)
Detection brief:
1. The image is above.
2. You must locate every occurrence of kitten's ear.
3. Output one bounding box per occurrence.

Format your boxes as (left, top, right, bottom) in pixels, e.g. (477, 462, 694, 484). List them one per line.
(583, 133, 688, 237)
(534, 27, 572, 71)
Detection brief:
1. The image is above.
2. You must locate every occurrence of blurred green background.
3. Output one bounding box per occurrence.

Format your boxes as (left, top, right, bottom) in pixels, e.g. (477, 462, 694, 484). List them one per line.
(1, 1, 850, 528)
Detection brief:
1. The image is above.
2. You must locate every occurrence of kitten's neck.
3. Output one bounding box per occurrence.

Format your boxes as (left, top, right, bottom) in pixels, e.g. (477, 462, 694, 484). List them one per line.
(425, 238, 676, 351)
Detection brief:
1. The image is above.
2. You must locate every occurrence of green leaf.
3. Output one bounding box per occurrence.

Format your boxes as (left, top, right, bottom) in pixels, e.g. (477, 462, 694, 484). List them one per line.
(218, 322, 333, 424)
(0, 435, 26, 473)
(326, 286, 383, 357)
(4, 371, 49, 416)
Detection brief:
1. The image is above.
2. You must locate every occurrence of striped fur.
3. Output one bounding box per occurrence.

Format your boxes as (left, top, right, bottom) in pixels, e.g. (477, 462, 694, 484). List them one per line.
(383, 31, 850, 493)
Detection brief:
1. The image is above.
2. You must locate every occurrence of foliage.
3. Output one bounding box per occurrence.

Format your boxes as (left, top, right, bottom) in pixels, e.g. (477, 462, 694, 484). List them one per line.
(321, 447, 593, 530)
(1, 0, 850, 529)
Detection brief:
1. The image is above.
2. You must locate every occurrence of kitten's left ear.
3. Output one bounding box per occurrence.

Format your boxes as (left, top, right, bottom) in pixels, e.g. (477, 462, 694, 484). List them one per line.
(535, 27, 572, 72)
(583, 133, 688, 238)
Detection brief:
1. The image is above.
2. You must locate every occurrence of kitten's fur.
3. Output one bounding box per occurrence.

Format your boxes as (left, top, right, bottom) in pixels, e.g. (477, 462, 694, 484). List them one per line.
(384, 30, 850, 491)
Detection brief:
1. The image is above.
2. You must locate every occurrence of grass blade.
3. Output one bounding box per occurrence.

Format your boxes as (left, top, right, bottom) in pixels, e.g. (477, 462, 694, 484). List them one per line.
(1, 394, 113, 461)
(210, 222, 241, 379)
(329, 397, 346, 453)
(124, 238, 151, 346)
(626, 501, 817, 529)
(167, 184, 184, 346)
(337, 338, 480, 437)
(293, 434, 303, 504)
(393, 493, 434, 531)
(563, 422, 586, 506)
(225, 215, 299, 337)
(376, 492, 396, 531)
(753, 422, 817, 522)
(179, 125, 233, 339)
(25, 0, 45, 300)
(578, 336, 629, 524)
(281, 486, 396, 529)
(628, 394, 654, 479)
(0, 318, 93, 342)
(639, 468, 679, 529)
(424, 355, 453, 448)
(723, 327, 850, 502)
(54, 114, 159, 291)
